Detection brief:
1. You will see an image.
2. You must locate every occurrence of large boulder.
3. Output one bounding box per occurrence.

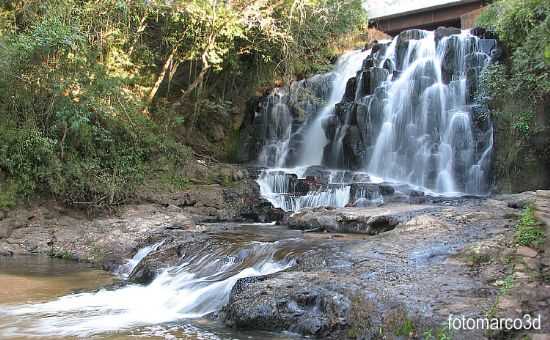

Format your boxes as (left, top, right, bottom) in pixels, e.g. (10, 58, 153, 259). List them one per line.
(223, 272, 358, 336)
(288, 204, 433, 234)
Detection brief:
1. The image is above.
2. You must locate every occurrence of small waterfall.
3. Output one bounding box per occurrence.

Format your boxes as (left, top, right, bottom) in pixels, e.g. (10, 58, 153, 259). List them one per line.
(248, 28, 497, 211)
(0, 240, 295, 338)
(256, 88, 293, 167)
(257, 168, 352, 211)
(116, 240, 164, 278)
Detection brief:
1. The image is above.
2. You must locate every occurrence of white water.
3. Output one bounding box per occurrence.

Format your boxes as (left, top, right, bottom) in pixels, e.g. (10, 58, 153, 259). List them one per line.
(256, 168, 386, 212)
(0, 241, 294, 338)
(116, 240, 164, 277)
(298, 50, 369, 166)
(367, 31, 492, 195)
(254, 29, 494, 211)
(255, 51, 371, 212)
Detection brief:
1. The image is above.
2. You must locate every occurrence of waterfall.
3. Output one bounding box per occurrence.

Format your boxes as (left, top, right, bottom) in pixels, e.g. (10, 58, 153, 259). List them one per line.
(0, 240, 295, 338)
(249, 28, 497, 211)
(298, 50, 369, 166)
(366, 31, 491, 195)
(115, 240, 164, 278)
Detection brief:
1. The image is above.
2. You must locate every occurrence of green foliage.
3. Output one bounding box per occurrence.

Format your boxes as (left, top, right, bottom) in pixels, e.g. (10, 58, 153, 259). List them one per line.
(499, 274, 514, 294)
(467, 252, 492, 267)
(0, 0, 366, 207)
(48, 248, 75, 260)
(515, 206, 545, 247)
(512, 111, 536, 136)
(0, 0, 191, 208)
(395, 317, 415, 337)
(477, 0, 550, 106)
(423, 327, 454, 340)
(477, 1, 550, 189)
(0, 180, 18, 209)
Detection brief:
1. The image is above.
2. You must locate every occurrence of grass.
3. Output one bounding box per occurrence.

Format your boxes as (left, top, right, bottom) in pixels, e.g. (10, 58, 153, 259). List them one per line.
(423, 327, 454, 340)
(515, 206, 544, 248)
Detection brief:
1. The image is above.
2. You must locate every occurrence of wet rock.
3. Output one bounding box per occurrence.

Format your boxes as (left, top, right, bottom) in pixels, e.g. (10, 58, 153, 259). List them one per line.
(351, 172, 370, 182)
(362, 56, 376, 69)
(397, 29, 427, 44)
(395, 29, 428, 70)
(288, 204, 433, 234)
(302, 166, 324, 178)
(342, 126, 363, 169)
(490, 45, 504, 62)
(470, 27, 498, 39)
(237, 73, 334, 163)
(494, 191, 536, 209)
(378, 183, 396, 196)
(223, 272, 356, 336)
(329, 170, 354, 184)
(288, 176, 309, 195)
(478, 39, 497, 56)
(343, 77, 357, 102)
(362, 67, 389, 96)
(370, 40, 385, 54)
(350, 183, 379, 196)
(382, 58, 394, 73)
(321, 115, 338, 140)
(434, 26, 461, 42)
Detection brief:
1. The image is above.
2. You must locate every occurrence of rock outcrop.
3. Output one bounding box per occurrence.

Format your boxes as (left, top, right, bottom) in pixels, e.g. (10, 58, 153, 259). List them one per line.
(288, 204, 434, 234)
(0, 203, 194, 270)
(223, 272, 358, 337)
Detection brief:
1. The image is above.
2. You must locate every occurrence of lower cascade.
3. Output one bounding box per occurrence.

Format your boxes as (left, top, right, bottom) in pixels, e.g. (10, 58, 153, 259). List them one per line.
(0, 239, 295, 337)
(242, 28, 499, 211)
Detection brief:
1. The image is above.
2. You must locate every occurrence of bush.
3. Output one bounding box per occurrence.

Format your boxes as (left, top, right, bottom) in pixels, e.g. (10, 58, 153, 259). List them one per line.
(0, 125, 60, 199)
(0, 1, 196, 209)
(477, 0, 550, 108)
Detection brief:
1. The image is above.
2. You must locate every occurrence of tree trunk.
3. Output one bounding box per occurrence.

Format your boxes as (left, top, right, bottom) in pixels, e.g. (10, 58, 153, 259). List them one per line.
(147, 48, 177, 105)
(171, 52, 211, 110)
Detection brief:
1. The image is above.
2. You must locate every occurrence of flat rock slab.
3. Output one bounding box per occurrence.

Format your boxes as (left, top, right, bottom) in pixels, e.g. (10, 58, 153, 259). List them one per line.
(288, 204, 434, 234)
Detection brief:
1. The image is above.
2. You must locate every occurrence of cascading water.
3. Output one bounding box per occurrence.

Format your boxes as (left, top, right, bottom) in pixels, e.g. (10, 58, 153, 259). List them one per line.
(116, 240, 164, 277)
(0, 238, 296, 338)
(248, 28, 498, 211)
(366, 30, 493, 195)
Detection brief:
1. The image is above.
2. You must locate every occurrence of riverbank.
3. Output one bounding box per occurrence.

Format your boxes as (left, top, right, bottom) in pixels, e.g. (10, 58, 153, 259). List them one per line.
(1, 188, 548, 338)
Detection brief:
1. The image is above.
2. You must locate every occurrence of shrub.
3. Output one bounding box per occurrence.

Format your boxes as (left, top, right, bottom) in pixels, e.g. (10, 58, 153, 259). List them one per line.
(477, 0, 550, 108)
